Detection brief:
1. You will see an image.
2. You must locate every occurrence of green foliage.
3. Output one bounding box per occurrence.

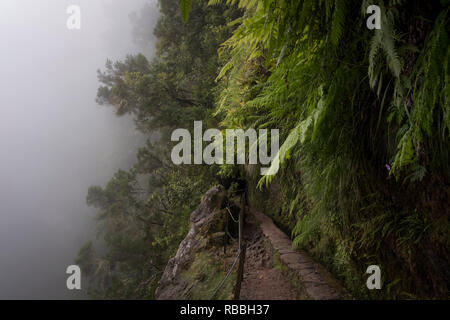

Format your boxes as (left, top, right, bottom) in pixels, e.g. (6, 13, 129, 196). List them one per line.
(97, 0, 241, 132)
(179, 0, 193, 24)
(367, 1, 402, 89)
(214, 0, 450, 298)
(77, 0, 241, 299)
(79, 0, 449, 299)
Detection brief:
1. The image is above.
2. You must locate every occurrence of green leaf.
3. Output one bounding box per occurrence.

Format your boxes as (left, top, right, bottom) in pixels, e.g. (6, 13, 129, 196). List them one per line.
(330, 0, 346, 45)
(179, 0, 192, 24)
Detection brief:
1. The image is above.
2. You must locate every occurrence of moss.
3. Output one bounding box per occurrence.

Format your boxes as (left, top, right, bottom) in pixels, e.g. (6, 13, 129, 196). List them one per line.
(263, 240, 308, 300)
(246, 174, 295, 235)
(179, 250, 236, 300)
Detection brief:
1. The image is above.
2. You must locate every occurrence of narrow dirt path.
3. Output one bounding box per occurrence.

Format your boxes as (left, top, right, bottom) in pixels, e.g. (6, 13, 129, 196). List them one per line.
(239, 209, 348, 300)
(239, 222, 302, 300)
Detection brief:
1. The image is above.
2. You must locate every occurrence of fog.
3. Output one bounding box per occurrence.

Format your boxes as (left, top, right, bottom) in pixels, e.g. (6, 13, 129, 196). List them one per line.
(0, 0, 158, 299)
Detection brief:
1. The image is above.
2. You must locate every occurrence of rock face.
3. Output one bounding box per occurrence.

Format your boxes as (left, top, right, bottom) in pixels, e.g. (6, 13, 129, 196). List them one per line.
(155, 186, 227, 300)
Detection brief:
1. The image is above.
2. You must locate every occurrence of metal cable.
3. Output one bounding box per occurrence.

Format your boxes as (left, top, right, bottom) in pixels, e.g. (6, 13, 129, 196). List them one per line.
(209, 205, 242, 300)
(226, 206, 239, 223)
(209, 248, 241, 300)
(226, 229, 237, 241)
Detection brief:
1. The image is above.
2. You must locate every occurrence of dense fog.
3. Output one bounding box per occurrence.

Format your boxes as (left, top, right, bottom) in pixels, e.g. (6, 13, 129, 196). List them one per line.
(0, 0, 158, 299)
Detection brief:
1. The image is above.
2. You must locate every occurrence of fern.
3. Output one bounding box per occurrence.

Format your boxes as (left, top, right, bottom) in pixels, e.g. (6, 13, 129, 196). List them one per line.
(179, 0, 193, 24)
(367, 4, 402, 89)
(257, 114, 314, 188)
(330, 0, 346, 45)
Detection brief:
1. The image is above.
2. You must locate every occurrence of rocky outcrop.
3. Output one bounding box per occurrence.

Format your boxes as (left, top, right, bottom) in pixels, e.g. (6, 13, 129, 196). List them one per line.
(155, 186, 230, 300)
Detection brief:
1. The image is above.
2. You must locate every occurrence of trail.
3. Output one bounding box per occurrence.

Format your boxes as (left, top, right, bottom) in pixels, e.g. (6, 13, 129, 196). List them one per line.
(239, 209, 348, 300)
(239, 222, 300, 300)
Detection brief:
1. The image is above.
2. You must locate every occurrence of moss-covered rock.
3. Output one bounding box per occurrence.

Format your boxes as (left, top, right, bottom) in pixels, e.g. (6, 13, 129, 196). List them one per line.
(155, 186, 236, 299)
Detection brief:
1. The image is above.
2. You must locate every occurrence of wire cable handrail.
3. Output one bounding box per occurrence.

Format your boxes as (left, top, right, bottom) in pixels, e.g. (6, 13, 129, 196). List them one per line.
(209, 247, 241, 300)
(226, 206, 239, 223)
(209, 203, 244, 300)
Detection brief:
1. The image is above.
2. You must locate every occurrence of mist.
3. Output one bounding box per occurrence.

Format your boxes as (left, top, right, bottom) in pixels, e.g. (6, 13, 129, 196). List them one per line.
(0, 0, 158, 299)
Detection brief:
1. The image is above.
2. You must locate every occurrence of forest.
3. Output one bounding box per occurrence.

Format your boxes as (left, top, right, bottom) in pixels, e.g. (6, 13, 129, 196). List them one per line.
(76, 0, 449, 299)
